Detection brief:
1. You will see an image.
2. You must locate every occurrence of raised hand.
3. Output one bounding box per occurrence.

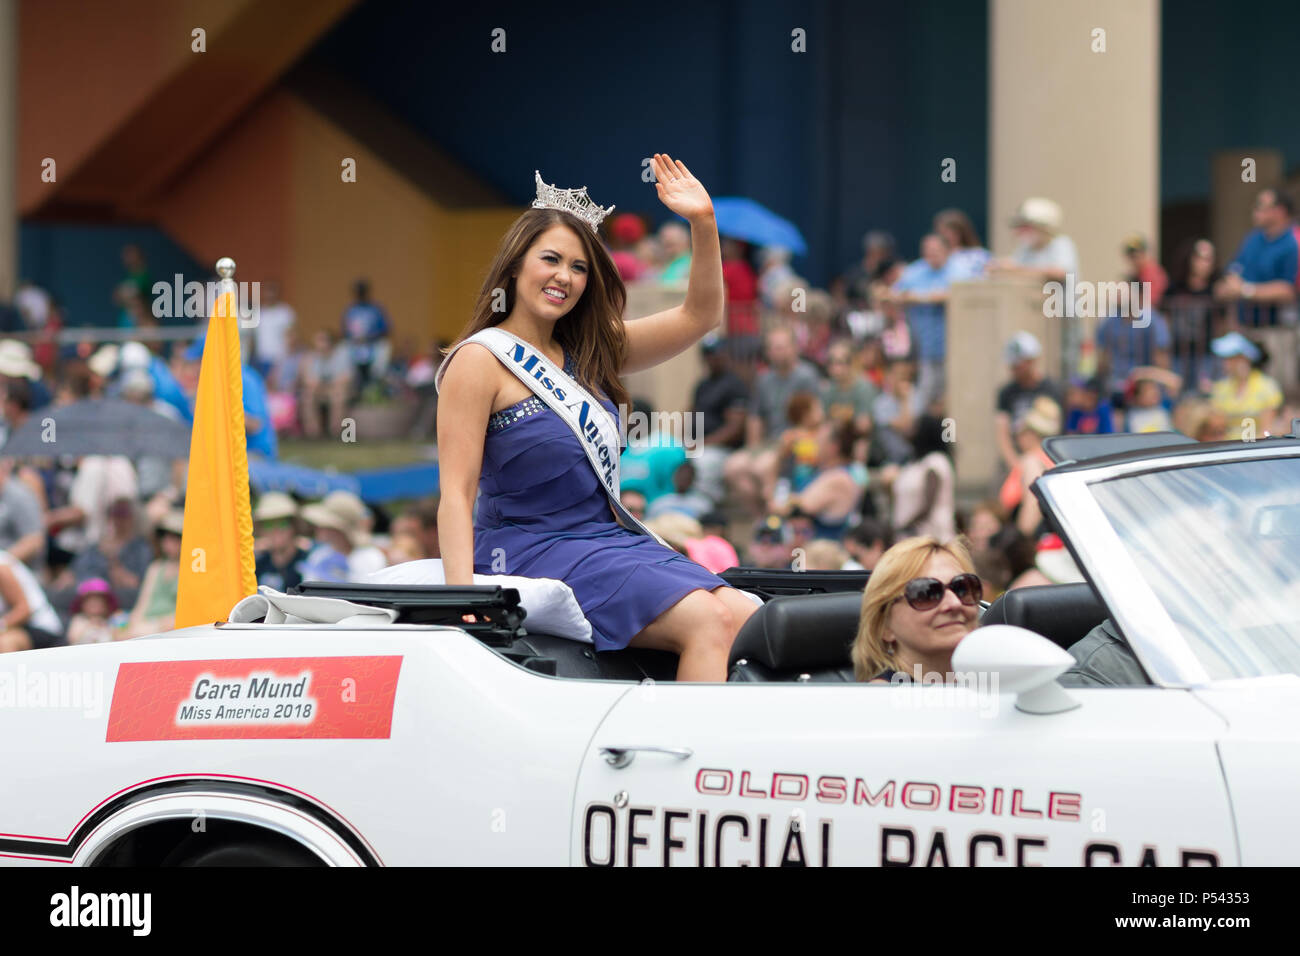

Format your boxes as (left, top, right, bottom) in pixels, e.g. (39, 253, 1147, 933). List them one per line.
(651, 153, 714, 223)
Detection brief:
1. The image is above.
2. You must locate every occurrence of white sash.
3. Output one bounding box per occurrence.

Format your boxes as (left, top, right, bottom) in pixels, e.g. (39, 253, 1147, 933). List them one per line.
(436, 327, 669, 548)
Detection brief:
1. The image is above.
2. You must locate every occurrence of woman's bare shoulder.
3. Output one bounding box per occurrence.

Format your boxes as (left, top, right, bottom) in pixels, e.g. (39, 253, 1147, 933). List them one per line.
(441, 342, 505, 392)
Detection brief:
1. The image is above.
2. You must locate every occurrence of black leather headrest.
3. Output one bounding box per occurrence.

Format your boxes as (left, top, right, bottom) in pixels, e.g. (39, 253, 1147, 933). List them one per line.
(979, 583, 1106, 650)
(728, 591, 862, 671)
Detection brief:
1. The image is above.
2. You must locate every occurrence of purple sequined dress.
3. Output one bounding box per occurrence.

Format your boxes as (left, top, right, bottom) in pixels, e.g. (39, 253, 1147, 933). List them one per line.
(473, 349, 726, 650)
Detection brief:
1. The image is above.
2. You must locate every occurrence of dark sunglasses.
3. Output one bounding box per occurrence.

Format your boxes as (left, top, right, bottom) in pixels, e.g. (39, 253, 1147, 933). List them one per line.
(899, 573, 982, 611)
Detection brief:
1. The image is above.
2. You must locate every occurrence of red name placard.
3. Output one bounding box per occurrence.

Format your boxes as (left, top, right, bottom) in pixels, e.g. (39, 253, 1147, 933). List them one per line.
(106, 656, 403, 741)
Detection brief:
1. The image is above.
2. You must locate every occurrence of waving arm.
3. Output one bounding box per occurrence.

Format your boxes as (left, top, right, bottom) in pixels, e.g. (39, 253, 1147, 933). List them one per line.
(623, 154, 723, 375)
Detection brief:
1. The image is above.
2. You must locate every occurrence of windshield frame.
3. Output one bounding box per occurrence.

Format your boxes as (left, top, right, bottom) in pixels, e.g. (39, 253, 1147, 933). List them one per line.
(1035, 442, 1300, 688)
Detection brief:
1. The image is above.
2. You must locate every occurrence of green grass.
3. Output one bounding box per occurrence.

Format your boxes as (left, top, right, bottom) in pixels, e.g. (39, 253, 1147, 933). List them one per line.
(277, 438, 435, 471)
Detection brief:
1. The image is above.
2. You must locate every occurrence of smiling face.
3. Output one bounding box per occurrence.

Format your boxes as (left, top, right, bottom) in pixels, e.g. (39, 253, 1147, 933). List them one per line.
(512, 225, 589, 322)
(884, 551, 978, 669)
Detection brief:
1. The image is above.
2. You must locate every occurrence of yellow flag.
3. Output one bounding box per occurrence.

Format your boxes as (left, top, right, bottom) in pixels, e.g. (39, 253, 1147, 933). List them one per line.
(174, 282, 256, 627)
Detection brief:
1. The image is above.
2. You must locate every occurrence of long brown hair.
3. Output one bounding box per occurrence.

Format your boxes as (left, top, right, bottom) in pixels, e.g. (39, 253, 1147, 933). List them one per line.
(444, 207, 630, 410)
(933, 208, 981, 250)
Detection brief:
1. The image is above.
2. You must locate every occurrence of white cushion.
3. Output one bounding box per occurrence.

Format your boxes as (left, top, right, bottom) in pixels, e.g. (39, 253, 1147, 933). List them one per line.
(365, 559, 593, 643)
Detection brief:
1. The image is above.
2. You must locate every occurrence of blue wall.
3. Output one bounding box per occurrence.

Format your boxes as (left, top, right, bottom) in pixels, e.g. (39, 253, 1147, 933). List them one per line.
(1161, 0, 1300, 204)
(307, 0, 989, 285)
(19, 223, 204, 329)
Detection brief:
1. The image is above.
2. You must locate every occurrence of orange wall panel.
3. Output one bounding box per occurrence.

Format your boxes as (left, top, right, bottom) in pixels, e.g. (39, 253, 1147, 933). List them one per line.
(145, 91, 295, 290)
(17, 0, 244, 212)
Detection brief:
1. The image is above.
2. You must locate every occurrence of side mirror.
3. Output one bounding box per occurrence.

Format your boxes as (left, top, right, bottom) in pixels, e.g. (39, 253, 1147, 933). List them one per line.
(953, 625, 1080, 715)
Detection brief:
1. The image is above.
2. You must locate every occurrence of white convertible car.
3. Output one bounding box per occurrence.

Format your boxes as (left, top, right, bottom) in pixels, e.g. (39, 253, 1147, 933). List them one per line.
(1, 432, 1298, 866)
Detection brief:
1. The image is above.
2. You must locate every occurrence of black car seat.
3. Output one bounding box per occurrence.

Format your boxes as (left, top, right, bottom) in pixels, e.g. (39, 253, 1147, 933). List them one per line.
(500, 632, 679, 681)
(727, 591, 862, 682)
(979, 583, 1107, 651)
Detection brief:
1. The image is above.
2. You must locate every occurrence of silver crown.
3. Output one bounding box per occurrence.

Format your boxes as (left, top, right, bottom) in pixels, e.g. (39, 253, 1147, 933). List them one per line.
(532, 170, 615, 230)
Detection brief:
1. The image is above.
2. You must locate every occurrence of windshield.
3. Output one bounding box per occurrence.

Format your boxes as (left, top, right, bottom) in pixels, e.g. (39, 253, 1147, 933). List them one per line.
(1090, 456, 1300, 680)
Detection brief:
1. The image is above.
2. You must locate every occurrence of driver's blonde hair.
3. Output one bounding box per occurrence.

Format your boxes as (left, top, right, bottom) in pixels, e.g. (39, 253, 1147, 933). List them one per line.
(853, 536, 975, 681)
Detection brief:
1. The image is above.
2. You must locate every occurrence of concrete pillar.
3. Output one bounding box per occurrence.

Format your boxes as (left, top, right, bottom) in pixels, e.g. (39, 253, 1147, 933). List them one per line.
(0, 0, 15, 300)
(989, 0, 1160, 288)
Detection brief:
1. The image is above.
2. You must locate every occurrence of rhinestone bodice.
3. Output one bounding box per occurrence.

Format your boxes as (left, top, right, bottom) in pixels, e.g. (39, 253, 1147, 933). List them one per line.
(485, 348, 578, 434)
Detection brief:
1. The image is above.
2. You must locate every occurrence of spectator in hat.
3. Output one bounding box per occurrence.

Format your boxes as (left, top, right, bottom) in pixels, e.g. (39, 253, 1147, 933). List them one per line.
(253, 492, 308, 592)
(300, 491, 388, 582)
(326, 490, 387, 580)
(86, 345, 118, 399)
(0, 339, 52, 411)
(67, 578, 120, 645)
(1214, 187, 1298, 328)
(606, 214, 648, 282)
(119, 368, 180, 501)
(119, 340, 190, 423)
(1122, 234, 1168, 308)
(746, 513, 795, 569)
(120, 509, 184, 639)
(297, 502, 352, 584)
(0, 548, 65, 652)
(1209, 332, 1283, 439)
(994, 332, 1064, 472)
(990, 197, 1080, 282)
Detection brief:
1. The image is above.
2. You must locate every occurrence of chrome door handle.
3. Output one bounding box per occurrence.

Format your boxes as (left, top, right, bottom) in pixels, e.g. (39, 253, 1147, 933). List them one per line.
(599, 746, 693, 769)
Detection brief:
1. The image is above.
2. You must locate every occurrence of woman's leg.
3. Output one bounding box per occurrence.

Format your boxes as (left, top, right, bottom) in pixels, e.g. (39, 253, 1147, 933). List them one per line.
(627, 586, 759, 682)
(628, 589, 737, 682)
(0, 628, 32, 653)
(711, 586, 760, 636)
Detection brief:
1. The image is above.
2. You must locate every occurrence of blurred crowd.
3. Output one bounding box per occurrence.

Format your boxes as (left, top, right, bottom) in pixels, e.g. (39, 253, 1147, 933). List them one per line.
(0, 186, 1297, 651)
(0, 245, 446, 652)
(600, 187, 1300, 602)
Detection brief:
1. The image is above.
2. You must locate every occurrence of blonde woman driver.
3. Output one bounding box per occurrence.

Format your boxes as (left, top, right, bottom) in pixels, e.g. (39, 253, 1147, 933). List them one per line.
(853, 536, 982, 683)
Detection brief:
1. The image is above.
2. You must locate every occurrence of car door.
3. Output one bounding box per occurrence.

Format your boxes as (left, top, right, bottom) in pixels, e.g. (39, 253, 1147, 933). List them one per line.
(571, 681, 1237, 866)
(1194, 678, 1300, 866)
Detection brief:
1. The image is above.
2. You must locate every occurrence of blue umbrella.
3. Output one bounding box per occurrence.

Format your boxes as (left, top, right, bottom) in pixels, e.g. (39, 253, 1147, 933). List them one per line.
(705, 197, 807, 256)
